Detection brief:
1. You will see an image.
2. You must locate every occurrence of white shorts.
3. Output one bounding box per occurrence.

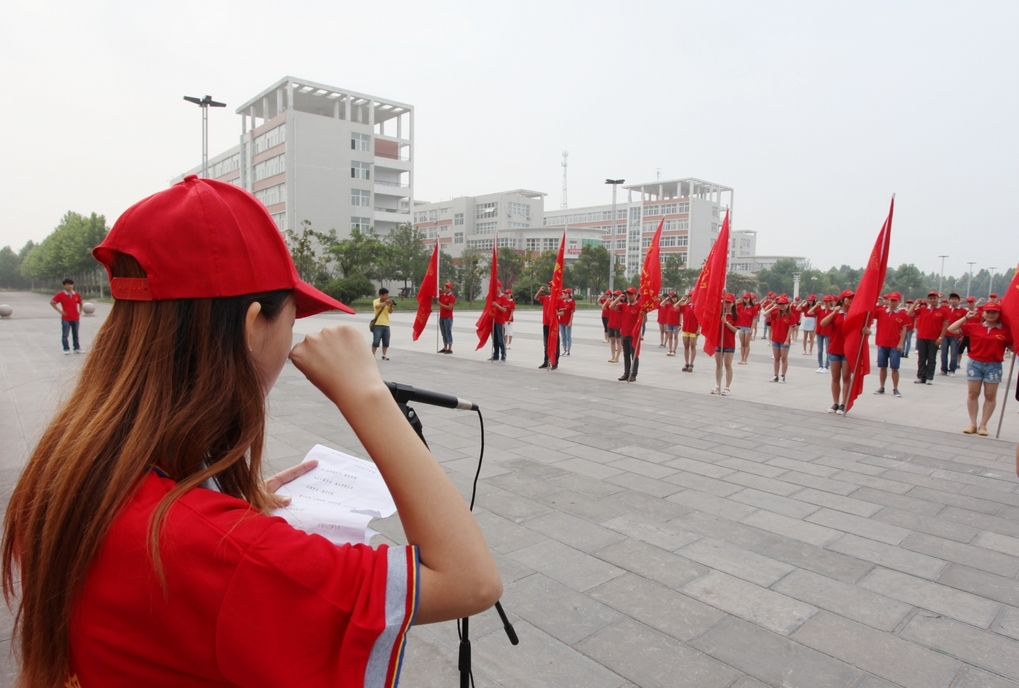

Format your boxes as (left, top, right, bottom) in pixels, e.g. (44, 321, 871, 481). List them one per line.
(504, 322, 513, 337)
(801, 316, 816, 333)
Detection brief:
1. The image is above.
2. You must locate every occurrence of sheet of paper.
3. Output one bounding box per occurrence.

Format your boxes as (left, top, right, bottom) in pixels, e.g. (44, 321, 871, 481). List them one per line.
(271, 444, 396, 546)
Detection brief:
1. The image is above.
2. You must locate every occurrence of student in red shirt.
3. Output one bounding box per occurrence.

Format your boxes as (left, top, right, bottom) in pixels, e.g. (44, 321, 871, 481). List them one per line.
(820, 289, 857, 414)
(665, 291, 681, 357)
(902, 299, 916, 358)
(907, 291, 948, 384)
(534, 283, 560, 370)
(607, 289, 623, 363)
(559, 288, 577, 356)
(938, 292, 968, 376)
(873, 292, 909, 397)
(948, 302, 1013, 436)
(51, 278, 84, 354)
(656, 294, 670, 348)
(790, 296, 803, 345)
(809, 295, 833, 373)
(504, 289, 516, 348)
(599, 289, 612, 343)
(735, 292, 756, 365)
(1, 177, 502, 688)
(611, 287, 643, 382)
(712, 294, 740, 396)
(680, 293, 699, 372)
(438, 281, 456, 354)
(489, 282, 509, 362)
(762, 295, 795, 383)
(800, 295, 818, 357)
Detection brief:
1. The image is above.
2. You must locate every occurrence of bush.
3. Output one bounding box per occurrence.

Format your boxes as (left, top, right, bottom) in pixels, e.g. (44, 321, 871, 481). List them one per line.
(322, 272, 375, 306)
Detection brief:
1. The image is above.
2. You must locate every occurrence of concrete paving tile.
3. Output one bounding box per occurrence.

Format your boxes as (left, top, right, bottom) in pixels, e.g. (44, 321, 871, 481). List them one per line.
(716, 457, 789, 478)
(604, 471, 684, 498)
(880, 468, 970, 494)
(538, 489, 628, 523)
(671, 510, 774, 549)
(503, 457, 569, 479)
(551, 457, 625, 480)
(662, 470, 744, 497)
(975, 531, 1019, 558)
(594, 539, 710, 589)
(790, 487, 883, 517)
(741, 510, 841, 547)
(400, 625, 501, 688)
(776, 470, 862, 496)
(677, 536, 795, 586)
(806, 508, 912, 545)
(588, 573, 727, 642)
(600, 512, 700, 551)
(485, 471, 562, 499)
(995, 606, 1019, 641)
(849, 676, 901, 688)
(729, 487, 821, 519)
(938, 506, 1019, 538)
(764, 456, 841, 478)
(902, 532, 1019, 577)
(690, 616, 863, 688)
(560, 445, 627, 464)
(937, 563, 1019, 607)
(611, 445, 677, 465)
(814, 455, 891, 476)
(770, 568, 911, 631)
(472, 618, 626, 688)
(953, 667, 1019, 688)
(502, 573, 621, 645)
(901, 612, 1019, 681)
(662, 456, 735, 478)
(548, 471, 626, 498)
(871, 506, 979, 542)
(491, 550, 537, 584)
(730, 677, 772, 688)
(523, 511, 627, 552)
(474, 511, 547, 554)
(682, 570, 818, 635)
(668, 489, 759, 521)
(827, 534, 948, 579)
(859, 567, 1001, 628)
(754, 535, 875, 584)
(605, 456, 677, 479)
(792, 612, 961, 688)
(506, 539, 625, 592)
(603, 489, 690, 521)
(828, 470, 914, 494)
(964, 485, 1019, 507)
(851, 486, 946, 516)
(907, 486, 1004, 515)
(723, 471, 804, 496)
(477, 489, 555, 524)
(576, 618, 740, 688)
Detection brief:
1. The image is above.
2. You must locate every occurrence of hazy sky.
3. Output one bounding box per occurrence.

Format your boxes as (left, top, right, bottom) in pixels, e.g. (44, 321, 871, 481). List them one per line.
(2, 0, 1016, 279)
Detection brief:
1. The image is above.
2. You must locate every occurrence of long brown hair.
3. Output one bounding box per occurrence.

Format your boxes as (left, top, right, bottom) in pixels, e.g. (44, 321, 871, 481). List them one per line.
(2, 254, 291, 687)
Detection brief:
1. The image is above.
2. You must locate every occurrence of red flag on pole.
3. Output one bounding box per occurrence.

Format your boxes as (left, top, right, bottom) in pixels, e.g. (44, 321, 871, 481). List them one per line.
(412, 240, 439, 341)
(545, 231, 567, 363)
(1000, 264, 1019, 348)
(474, 241, 499, 350)
(843, 197, 894, 413)
(632, 218, 665, 358)
(693, 210, 731, 356)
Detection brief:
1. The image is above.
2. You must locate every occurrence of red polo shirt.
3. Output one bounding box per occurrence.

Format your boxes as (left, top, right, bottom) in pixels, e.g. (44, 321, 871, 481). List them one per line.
(619, 298, 643, 338)
(493, 294, 510, 325)
(721, 313, 737, 349)
(963, 320, 1013, 363)
(69, 472, 418, 688)
(735, 304, 755, 328)
(51, 290, 83, 321)
(666, 303, 681, 327)
(599, 297, 611, 318)
(680, 304, 699, 334)
(438, 292, 455, 320)
(827, 312, 848, 355)
(537, 294, 554, 326)
(943, 307, 968, 337)
(607, 301, 623, 329)
(914, 304, 947, 340)
(506, 297, 516, 322)
(769, 310, 795, 344)
(874, 307, 909, 348)
(558, 298, 576, 326)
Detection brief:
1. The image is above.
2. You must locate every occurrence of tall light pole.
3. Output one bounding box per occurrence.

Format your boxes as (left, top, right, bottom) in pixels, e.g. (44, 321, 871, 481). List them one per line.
(184, 95, 227, 178)
(966, 262, 976, 299)
(988, 268, 997, 298)
(937, 255, 949, 295)
(606, 179, 624, 292)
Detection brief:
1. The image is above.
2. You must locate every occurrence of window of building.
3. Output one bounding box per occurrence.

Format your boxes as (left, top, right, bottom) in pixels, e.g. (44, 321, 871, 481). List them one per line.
(351, 161, 371, 180)
(629, 207, 641, 220)
(467, 239, 494, 251)
(440, 207, 450, 215)
(476, 202, 498, 219)
(428, 209, 437, 221)
(351, 133, 371, 151)
(476, 222, 496, 234)
(271, 212, 286, 230)
(642, 237, 652, 248)
(643, 222, 659, 233)
(253, 125, 286, 154)
(454, 232, 464, 244)
(210, 154, 241, 179)
(543, 237, 560, 252)
(662, 203, 678, 215)
(508, 222, 528, 228)
(712, 207, 719, 216)
(454, 213, 464, 226)
(616, 239, 626, 249)
(643, 206, 661, 217)
(351, 189, 371, 207)
(498, 237, 517, 248)
(677, 236, 688, 246)
(509, 201, 530, 219)
(678, 202, 689, 213)
(427, 228, 436, 239)
(254, 153, 286, 182)
(351, 216, 371, 232)
(679, 252, 688, 263)
(711, 223, 718, 233)
(660, 236, 676, 247)
(254, 182, 285, 206)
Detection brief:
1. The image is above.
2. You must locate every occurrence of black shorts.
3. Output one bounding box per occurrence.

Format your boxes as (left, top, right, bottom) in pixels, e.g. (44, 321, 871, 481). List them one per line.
(608, 328, 621, 338)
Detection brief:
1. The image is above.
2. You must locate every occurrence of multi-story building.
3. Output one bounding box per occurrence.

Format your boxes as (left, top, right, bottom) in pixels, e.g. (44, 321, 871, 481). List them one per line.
(412, 190, 606, 261)
(174, 76, 413, 238)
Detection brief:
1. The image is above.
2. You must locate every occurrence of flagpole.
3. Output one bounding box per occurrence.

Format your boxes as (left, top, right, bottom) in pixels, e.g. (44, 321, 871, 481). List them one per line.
(995, 353, 1016, 439)
(435, 237, 441, 353)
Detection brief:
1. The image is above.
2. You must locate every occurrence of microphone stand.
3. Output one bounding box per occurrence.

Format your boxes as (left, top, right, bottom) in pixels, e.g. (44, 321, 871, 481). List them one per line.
(389, 393, 518, 688)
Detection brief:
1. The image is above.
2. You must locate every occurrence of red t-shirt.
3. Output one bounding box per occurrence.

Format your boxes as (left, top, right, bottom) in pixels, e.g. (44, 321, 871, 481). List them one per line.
(506, 298, 516, 322)
(735, 304, 755, 328)
(493, 294, 510, 325)
(599, 297, 611, 318)
(657, 302, 670, 323)
(790, 305, 802, 324)
(914, 305, 947, 340)
(943, 307, 968, 337)
(619, 299, 644, 337)
(52, 290, 83, 321)
(666, 302, 681, 327)
(537, 294, 554, 326)
(558, 298, 576, 326)
(874, 307, 909, 348)
(769, 310, 795, 344)
(69, 472, 418, 688)
(607, 301, 623, 329)
(438, 292, 455, 319)
(721, 313, 737, 349)
(827, 312, 847, 355)
(680, 304, 699, 334)
(963, 320, 1013, 363)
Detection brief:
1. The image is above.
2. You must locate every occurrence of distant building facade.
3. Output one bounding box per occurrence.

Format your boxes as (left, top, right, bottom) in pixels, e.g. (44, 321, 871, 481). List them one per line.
(174, 76, 414, 238)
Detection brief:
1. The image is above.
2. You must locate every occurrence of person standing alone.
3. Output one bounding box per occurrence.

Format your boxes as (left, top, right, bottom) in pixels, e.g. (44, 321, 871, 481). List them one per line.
(371, 288, 395, 360)
(438, 281, 455, 354)
(51, 278, 84, 354)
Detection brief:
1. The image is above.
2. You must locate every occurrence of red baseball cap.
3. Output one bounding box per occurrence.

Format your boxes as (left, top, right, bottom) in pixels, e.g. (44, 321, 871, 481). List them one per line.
(927, 290, 939, 297)
(807, 294, 817, 300)
(564, 287, 572, 294)
(966, 296, 976, 303)
(839, 289, 855, 299)
(990, 292, 999, 299)
(724, 293, 736, 302)
(776, 296, 790, 304)
(445, 281, 454, 288)
(823, 295, 834, 302)
(625, 286, 638, 294)
(94, 176, 353, 317)
(983, 302, 1002, 312)
(886, 292, 902, 301)
(604, 289, 612, 295)
(613, 289, 622, 296)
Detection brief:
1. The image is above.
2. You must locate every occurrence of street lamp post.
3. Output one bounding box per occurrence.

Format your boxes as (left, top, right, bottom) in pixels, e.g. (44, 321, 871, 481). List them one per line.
(937, 255, 949, 295)
(184, 95, 227, 178)
(988, 268, 997, 299)
(966, 262, 976, 299)
(605, 179, 624, 292)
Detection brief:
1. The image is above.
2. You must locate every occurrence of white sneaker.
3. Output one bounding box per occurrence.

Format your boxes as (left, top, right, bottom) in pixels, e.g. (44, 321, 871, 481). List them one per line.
(711, 386, 719, 394)
(63, 350, 70, 355)
(816, 367, 826, 373)
(780, 375, 786, 383)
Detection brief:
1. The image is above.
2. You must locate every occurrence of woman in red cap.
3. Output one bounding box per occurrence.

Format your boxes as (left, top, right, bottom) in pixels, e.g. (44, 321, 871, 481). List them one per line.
(761, 295, 795, 382)
(948, 302, 1013, 435)
(712, 294, 740, 395)
(821, 289, 856, 414)
(599, 289, 613, 343)
(1, 177, 501, 687)
(735, 292, 757, 365)
(800, 295, 818, 356)
(607, 289, 624, 363)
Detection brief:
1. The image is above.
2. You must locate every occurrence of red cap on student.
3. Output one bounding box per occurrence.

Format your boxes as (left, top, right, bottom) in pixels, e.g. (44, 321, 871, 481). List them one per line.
(927, 290, 939, 297)
(94, 176, 354, 317)
(743, 292, 753, 299)
(613, 289, 622, 296)
(823, 294, 834, 302)
(839, 289, 855, 299)
(445, 281, 454, 288)
(886, 292, 902, 301)
(808, 294, 817, 300)
(564, 287, 572, 294)
(966, 296, 976, 303)
(626, 287, 638, 294)
(776, 295, 790, 304)
(983, 302, 1002, 311)
(724, 293, 736, 302)
(604, 289, 612, 295)
(990, 292, 999, 299)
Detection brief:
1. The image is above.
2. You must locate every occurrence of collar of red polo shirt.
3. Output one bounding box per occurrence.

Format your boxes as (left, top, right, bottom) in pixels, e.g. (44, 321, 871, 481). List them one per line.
(93, 175, 353, 317)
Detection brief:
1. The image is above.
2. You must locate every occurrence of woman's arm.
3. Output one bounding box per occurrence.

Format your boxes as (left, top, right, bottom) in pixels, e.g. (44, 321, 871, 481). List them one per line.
(290, 326, 502, 624)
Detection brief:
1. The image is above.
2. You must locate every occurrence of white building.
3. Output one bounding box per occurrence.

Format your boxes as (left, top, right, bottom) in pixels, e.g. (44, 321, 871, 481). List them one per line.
(174, 76, 414, 238)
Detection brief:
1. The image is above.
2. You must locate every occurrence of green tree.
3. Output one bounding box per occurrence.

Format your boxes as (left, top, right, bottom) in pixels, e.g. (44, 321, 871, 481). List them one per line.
(495, 247, 525, 289)
(725, 272, 759, 296)
(20, 212, 108, 294)
(329, 227, 387, 284)
(321, 272, 376, 305)
(285, 220, 334, 284)
(438, 250, 458, 292)
(755, 258, 801, 296)
(661, 254, 687, 293)
(885, 264, 925, 298)
(0, 246, 23, 289)
(385, 223, 432, 289)
(459, 247, 485, 303)
(572, 245, 610, 295)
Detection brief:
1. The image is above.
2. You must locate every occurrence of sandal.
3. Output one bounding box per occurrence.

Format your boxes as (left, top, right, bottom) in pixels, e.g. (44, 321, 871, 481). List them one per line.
(978, 426, 989, 436)
(963, 426, 977, 434)
(711, 386, 719, 394)
(721, 388, 730, 396)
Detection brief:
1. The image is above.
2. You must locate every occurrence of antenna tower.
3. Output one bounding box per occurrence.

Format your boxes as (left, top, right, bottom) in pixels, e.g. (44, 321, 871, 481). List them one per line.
(560, 150, 569, 210)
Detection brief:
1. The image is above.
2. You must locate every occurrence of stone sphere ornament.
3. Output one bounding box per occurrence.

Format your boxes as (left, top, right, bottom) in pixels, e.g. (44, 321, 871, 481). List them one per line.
(82, 302, 96, 315)
(0, 304, 12, 318)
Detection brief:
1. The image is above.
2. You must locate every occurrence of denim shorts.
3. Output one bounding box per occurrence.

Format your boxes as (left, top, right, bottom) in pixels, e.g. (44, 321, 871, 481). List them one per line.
(967, 360, 1003, 384)
(738, 326, 752, 334)
(371, 325, 391, 348)
(828, 353, 847, 363)
(876, 346, 901, 370)
(720, 347, 736, 353)
(666, 325, 678, 332)
(771, 342, 790, 350)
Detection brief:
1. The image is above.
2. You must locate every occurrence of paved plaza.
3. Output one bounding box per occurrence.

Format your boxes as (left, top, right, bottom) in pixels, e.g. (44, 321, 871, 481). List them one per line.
(3, 290, 1019, 687)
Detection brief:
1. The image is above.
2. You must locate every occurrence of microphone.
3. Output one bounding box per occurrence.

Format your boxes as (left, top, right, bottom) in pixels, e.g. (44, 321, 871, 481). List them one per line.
(384, 381, 478, 411)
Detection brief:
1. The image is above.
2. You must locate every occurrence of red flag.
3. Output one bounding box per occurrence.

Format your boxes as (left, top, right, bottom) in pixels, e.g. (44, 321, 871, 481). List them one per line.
(412, 240, 439, 341)
(545, 231, 567, 363)
(474, 241, 499, 350)
(1001, 265, 1019, 348)
(632, 218, 665, 358)
(843, 197, 894, 413)
(693, 210, 731, 356)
